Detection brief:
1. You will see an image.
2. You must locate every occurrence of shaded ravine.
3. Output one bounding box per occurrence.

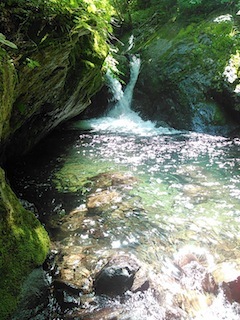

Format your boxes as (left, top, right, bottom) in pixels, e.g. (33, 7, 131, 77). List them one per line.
(7, 57, 240, 319)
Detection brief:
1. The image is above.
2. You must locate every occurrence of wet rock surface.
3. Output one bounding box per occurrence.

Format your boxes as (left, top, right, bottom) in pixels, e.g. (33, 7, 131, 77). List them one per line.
(94, 254, 146, 296)
(0, 3, 110, 161)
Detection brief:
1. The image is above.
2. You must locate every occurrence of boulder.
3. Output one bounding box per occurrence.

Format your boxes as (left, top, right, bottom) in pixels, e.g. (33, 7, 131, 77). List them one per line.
(223, 276, 240, 304)
(94, 254, 140, 296)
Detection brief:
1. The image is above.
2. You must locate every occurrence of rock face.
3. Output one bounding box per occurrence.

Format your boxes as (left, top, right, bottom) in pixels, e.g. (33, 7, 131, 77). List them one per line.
(5, 36, 104, 159)
(130, 11, 240, 134)
(0, 2, 110, 161)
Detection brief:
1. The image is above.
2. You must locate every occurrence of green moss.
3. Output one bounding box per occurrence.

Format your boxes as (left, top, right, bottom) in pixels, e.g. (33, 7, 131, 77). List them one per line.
(0, 48, 16, 141)
(146, 14, 237, 87)
(0, 167, 50, 320)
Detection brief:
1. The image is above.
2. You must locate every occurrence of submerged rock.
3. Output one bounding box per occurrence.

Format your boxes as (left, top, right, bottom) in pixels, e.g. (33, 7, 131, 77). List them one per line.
(89, 172, 138, 190)
(87, 189, 122, 214)
(173, 245, 217, 295)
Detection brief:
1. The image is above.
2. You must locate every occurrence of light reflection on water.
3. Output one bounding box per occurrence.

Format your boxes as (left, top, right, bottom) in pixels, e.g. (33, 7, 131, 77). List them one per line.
(8, 127, 240, 319)
(71, 132, 239, 261)
(47, 130, 240, 271)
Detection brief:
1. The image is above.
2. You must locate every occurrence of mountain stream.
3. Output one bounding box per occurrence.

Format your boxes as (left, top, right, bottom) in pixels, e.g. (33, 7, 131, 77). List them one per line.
(8, 56, 240, 320)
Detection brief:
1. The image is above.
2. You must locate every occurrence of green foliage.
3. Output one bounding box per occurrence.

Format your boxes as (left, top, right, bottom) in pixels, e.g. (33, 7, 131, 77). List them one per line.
(1, 0, 114, 55)
(25, 58, 40, 69)
(114, 0, 240, 31)
(177, 0, 238, 15)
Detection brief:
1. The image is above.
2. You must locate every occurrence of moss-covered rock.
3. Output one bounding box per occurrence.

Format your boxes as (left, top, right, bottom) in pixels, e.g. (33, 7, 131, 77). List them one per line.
(0, 167, 50, 319)
(0, 0, 112, 160)
(128, 10, 240, 133)
(0, 48, 16, 144)
(6, 34, 106, 157)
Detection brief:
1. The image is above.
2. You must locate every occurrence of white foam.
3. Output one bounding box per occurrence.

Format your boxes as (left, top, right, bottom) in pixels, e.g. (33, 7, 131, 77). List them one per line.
(75, 55, 180, 136)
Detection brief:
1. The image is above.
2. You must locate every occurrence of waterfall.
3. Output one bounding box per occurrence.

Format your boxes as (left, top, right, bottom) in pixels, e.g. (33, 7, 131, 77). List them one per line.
(105, 70, 123, 103)
(107, 55, 141, 117)
(74, 55, 179, 135)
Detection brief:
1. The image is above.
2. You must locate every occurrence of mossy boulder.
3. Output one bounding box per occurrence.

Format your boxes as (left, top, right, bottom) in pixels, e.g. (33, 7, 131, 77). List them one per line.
(130, 11, 240, 134)
(0, 167, 50, 319)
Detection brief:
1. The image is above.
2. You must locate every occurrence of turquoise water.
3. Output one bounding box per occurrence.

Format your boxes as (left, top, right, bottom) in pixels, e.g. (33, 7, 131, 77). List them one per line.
(9, 123, 240, 319)
(53, 128, 240, 260)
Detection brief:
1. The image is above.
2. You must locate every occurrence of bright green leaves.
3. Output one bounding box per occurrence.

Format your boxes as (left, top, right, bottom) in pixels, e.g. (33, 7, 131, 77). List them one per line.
(85, 1, 97, 13)
(25, 58, 40, 69)
(70, 0, 114, 61)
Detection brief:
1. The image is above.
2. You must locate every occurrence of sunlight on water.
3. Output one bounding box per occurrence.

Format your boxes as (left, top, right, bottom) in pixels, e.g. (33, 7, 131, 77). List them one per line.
(53, 132, 240, 260)
(194, 291, 240, 320)
(59, 49, 240, 315)
(11, 127, 240, 319)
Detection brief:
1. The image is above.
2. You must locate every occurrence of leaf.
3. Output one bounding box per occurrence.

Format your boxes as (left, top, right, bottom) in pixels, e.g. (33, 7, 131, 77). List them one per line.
(0, 33, 18, 49)
(16, 102, 26, 114)
(26, 58, 40, 69)
(87, 3, 97, 13)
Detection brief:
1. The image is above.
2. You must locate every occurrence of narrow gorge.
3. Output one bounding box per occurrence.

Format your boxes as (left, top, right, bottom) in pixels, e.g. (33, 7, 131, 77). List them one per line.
(1, 1, 240, 319)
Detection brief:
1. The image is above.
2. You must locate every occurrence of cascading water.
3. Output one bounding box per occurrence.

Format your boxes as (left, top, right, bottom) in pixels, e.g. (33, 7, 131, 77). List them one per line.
(8, 54, 240, 319)
(75, 55, 178, 135)
(107, 55, 140, 117)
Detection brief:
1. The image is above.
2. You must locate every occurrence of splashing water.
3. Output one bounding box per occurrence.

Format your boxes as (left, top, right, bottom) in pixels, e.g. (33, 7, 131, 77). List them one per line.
(108, 55, 140, 116)
(74, 55, 179, 135)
